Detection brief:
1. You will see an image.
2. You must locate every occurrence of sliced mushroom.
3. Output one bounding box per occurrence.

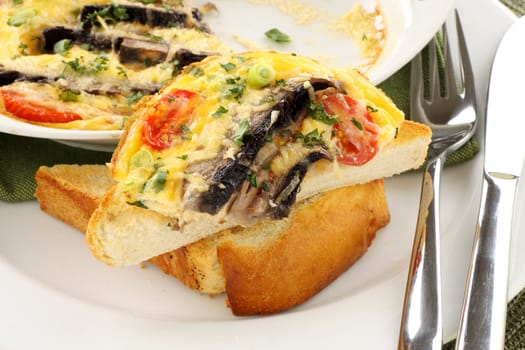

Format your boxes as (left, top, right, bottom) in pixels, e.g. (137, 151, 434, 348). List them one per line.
(182, 77, 340, 217)
(269, 148, 331, 219)
(119, 38, 169, 65)
(174, 49, 210, 68)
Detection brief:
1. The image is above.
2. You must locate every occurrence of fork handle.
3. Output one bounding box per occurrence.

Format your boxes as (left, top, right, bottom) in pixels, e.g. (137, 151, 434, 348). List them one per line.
(398, 154, 445, 350)
(455, 172, 519, 350)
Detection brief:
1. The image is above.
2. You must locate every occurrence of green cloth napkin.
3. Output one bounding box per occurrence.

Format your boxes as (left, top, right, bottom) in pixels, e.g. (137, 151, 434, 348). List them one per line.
(0, 133, 111, 201)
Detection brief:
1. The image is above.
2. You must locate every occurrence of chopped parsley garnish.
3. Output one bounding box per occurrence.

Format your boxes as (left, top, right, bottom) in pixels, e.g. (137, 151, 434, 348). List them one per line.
(147, 33, 164, 42)
(307, 101, 339, 125)
(275, 78, 286, 87)
(224, 76, 246, 101)
(171, 59, 182, 77)
(233, 56, 246, 63)
(81, 4, 129, 28)
(177, 154, 189, 160)
(127, 200, 148, 209)
(220, 62, 236, 72)
(80, 43, 94, 51)
(261, 181, 270, 191)
(351, 117, 363, 130)
(18, 42, 28, 56)
(117, 66, 128, 79)
(143, 58, 153, 67)
(180, 124, 192, 139)
(62, 54, 109, 75)
(294, 129, 327, 148)
(212, 105, 228, 118)
(186, 65, 204, 77)
(264, 28, 291, 43)
(232, 119, 250, 147)
(246, 171, 257, 188)
(127, 91, 143, 106)
(366, 105, 378, 113)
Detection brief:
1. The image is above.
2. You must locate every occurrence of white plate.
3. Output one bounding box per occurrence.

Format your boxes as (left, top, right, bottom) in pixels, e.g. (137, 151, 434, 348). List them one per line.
(0, 0, 454, 151)
(0, 1, 521, 349)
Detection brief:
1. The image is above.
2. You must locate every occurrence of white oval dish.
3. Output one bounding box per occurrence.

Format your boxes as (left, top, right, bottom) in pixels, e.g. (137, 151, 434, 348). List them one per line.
(0, 0, 454, 151)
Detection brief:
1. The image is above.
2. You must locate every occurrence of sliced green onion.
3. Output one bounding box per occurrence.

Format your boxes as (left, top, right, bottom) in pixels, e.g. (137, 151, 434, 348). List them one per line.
(53, 39, 72, 56)
(264, 28, 291, 43)
(7, 8, 37, 27)
(247, 63, 275, 88)
(144, 169, 168, 193)
(59, 88, 80, 102)
(130, 149, 154, 169)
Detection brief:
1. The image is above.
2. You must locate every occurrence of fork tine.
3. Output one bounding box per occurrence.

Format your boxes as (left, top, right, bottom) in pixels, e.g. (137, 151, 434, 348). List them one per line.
(410, 51, 425, 121)
(455, 10, 475, 102)
(442, 23, 458, 99)
(428, 34, 441, 103)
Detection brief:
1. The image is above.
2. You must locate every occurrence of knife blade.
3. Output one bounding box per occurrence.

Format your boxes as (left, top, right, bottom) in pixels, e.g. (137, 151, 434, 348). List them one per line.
(455, 15, 525, 350)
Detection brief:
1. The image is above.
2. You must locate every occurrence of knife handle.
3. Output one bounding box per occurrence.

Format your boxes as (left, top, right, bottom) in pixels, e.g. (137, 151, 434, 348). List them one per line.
(398, 154, 444, 350)
(455, 172, 520, 350)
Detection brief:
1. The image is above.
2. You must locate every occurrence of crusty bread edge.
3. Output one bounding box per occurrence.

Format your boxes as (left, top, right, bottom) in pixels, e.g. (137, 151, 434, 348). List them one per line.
(35, 165, 106, 233)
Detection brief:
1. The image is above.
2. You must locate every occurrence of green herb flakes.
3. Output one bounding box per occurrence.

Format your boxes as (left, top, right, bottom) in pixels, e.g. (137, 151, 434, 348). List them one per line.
(307, 101, 339, 125)
(212, 105, 228, 118)
(127, 91, 144, 106)
(351, 118, 363, 130)
(264, 28, 291, 43)
(246, 171, 257, 188)
(294, 129, 327, 148)
(220, 62, 236, 72)
(232, 119, 249, 147)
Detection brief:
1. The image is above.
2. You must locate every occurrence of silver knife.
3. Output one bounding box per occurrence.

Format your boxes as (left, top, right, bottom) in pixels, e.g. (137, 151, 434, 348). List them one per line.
(455, 15, 525, 350)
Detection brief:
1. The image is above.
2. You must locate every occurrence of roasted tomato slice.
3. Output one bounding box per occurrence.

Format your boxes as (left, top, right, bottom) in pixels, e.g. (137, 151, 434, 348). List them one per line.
(0, 89, 82, 123)
(321, 93, 379, 166)
(142, 89, 201, 151)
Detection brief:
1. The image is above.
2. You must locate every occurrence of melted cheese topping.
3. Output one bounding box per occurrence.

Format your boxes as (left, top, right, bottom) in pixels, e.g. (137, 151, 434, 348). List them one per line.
(111, 52, 404, 216)
(0, 0, 232, 130)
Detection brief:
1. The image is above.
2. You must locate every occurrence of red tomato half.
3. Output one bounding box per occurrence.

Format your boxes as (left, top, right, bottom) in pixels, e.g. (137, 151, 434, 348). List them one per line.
(321, 93, 379, 166)
(0, 89, 82, 123)
(142, 89, 201, 150)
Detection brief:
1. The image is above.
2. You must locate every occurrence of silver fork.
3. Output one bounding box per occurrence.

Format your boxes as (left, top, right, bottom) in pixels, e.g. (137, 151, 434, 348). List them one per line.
(398, 11, 477, 350)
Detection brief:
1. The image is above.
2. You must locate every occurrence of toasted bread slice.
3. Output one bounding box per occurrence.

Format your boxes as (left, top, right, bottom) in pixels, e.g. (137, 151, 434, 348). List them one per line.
(36, 163, 389, 315)
(87, 120, 430, 266)
(35, 164, 115, 232)
(151, 179, 389, 315)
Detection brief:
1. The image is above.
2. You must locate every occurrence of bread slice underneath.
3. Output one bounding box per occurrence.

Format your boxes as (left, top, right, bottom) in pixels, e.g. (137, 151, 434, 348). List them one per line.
(87, 120, 430, 266)
(35, 164, 389, 315)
